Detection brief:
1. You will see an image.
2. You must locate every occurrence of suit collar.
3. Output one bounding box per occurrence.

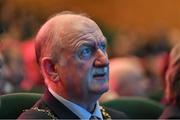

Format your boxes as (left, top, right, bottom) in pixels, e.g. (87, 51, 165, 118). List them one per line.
(48, 87, 103, 119)
(42, 89, 80, 119)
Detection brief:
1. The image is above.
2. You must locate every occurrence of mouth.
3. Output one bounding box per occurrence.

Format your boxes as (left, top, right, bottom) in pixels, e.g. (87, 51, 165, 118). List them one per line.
(93, 73, 106, 78)
(93, 67, 108, 80)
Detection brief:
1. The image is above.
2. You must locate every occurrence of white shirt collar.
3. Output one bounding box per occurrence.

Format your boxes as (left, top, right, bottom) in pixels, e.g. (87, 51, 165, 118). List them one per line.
(48, 87, 103, 120)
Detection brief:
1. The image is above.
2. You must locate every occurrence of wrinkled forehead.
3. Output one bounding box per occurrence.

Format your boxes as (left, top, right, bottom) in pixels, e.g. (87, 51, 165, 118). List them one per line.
(51, 14, 106, 44)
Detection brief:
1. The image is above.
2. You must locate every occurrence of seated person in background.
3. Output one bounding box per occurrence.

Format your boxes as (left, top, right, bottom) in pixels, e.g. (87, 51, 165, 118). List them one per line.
(18, 11, 127, 119)
(0, 37, 24, 94)
(160, 44, 180, 119)
(0, 52, 16, 94)
(100, 57, 148, 102)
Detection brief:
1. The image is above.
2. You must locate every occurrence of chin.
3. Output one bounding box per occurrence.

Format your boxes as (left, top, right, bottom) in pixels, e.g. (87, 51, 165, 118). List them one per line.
(90, 83, 109, 95)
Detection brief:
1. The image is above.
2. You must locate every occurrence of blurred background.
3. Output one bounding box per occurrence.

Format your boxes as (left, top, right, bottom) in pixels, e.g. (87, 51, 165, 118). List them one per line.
(0, 0, 180, 104)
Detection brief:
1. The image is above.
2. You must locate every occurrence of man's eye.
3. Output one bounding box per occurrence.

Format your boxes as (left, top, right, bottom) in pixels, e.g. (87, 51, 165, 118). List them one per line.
(100, 44, 106, 51)
(80, 48, 92, 58)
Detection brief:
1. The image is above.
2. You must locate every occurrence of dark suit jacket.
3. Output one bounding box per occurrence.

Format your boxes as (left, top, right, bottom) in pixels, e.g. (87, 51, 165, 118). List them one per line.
(160, 104, 180, 119)
(18, 90, 127, 119)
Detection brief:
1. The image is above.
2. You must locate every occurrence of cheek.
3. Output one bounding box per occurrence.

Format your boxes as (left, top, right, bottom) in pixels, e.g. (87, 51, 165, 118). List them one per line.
(76, 64, 92, 86)
(64, 56, 94, 86)
(76, 61, 94, 87)
(76, 59, 93, 75)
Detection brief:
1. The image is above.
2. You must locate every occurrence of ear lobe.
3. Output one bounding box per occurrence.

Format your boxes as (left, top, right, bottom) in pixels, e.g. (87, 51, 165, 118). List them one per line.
(41, 57, 60, 82)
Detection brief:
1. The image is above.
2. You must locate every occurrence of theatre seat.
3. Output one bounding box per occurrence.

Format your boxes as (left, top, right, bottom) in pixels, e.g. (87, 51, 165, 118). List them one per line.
(0, 93, 41, 119)
(1, 93, 164, 119)
(101, 97, 165, 119)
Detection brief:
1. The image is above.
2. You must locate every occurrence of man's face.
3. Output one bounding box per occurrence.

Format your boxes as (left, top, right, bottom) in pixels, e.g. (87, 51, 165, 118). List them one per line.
(54, 16, 109, 101)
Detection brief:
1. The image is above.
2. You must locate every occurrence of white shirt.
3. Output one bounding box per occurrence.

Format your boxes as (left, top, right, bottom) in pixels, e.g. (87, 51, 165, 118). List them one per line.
(48, 87, 103, 120)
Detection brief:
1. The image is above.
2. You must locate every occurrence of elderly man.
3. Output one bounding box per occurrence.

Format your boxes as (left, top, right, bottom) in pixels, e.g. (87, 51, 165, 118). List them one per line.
(18, 11, 127, 119)
(160, 44, 180, 119)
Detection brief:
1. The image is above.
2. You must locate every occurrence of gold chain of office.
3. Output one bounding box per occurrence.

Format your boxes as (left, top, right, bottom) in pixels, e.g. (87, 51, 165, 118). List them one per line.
(28, 106, 112, 120)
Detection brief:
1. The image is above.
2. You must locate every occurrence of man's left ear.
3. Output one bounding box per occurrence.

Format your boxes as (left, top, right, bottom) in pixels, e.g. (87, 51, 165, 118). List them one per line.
(41, 57, 60, 82)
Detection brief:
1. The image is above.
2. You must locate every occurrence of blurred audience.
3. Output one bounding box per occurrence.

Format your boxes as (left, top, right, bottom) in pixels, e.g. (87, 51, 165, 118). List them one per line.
(20, 39, 43, 90)
(100, 56, 148, 102)
(134, 34, 171, 101)
(160, 44, 180, 119)
(0, 34, 24, 94)
(0, 0, 42, 93)
(111, 30, 142, 57)
(0, 35, 44, 94)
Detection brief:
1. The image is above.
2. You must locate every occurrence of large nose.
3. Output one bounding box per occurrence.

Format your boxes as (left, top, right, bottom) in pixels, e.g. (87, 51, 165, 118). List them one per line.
(94, 49, 109, 67)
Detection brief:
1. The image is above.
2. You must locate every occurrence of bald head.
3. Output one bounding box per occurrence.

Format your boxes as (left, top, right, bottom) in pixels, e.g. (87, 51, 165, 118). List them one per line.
(35, 12, 101, 64)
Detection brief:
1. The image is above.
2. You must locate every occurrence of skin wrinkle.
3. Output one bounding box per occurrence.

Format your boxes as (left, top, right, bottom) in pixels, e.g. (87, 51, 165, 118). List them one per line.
(56, 28, 107, 67)
(49, 15, 106, 63)
(49, 17, 102, 64)
(70, 34, 97, 51)
(62, 28, 106, 52)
